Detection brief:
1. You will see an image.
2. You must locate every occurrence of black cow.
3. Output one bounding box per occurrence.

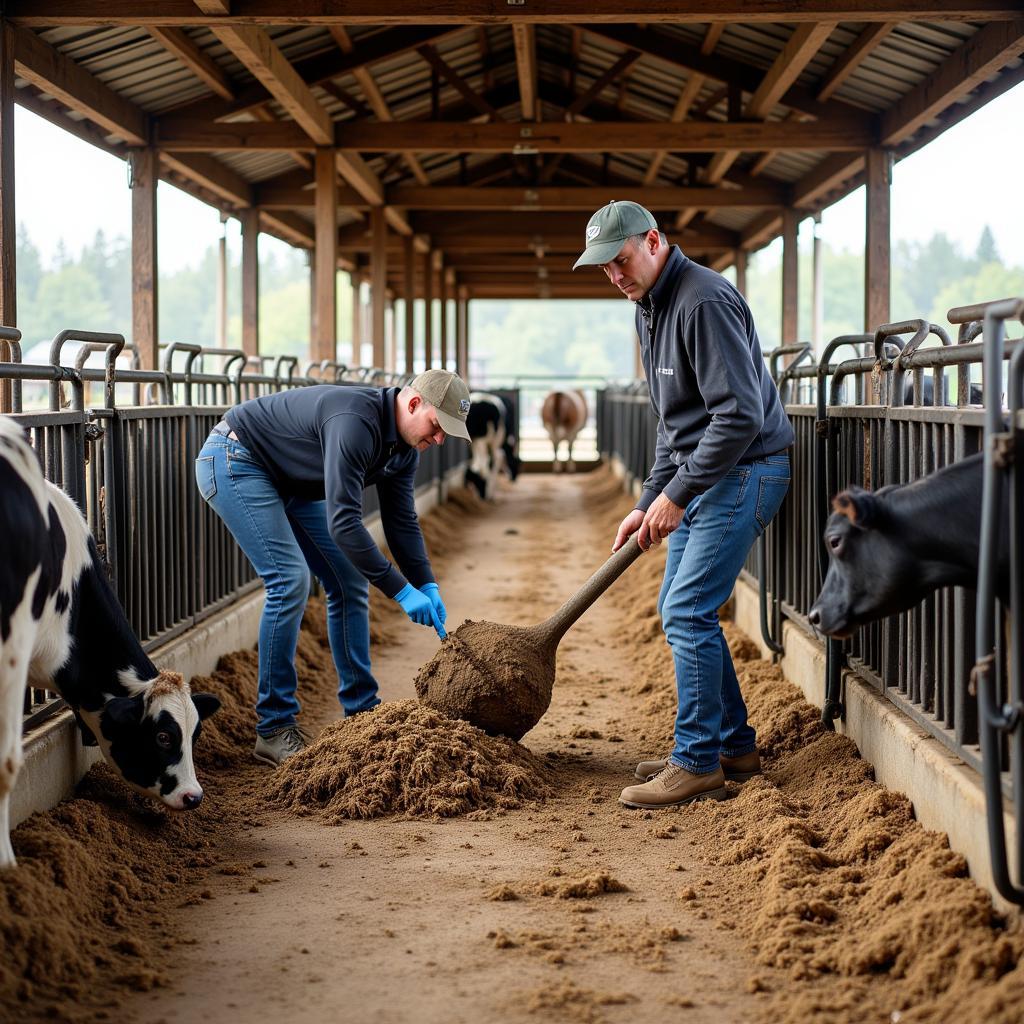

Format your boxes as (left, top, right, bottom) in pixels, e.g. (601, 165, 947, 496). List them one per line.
(0, 416, 220, 868)
(465, 392, 520, 500)
(808, 452, 1009, 637)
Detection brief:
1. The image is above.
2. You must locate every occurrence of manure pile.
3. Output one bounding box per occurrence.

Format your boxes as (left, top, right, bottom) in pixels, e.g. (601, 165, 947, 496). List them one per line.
(268, 699, 551, 820)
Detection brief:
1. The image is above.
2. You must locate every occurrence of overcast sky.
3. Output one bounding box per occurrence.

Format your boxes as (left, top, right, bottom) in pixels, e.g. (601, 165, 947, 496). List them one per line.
(14, 81, 1024, 274)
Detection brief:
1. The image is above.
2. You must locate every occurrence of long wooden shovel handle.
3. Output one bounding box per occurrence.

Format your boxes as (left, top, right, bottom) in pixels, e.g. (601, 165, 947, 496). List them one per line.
(534, 534, 645, 646)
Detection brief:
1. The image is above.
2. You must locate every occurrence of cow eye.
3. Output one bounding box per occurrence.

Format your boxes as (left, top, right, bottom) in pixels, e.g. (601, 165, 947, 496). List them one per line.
(156, 731, 172, 748)
(828, 534, 844, 554)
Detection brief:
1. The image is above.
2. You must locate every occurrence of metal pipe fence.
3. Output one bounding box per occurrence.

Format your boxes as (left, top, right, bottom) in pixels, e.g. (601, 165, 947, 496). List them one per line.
(596, 301, 1024, 900)
(2, 329, 459, 733)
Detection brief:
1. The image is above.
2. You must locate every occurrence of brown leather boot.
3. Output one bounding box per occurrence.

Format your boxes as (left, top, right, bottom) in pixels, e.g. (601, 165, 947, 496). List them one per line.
(719, 750, 761, 782)
(619, 763, 727, 809)
(634, 750, 762, 783)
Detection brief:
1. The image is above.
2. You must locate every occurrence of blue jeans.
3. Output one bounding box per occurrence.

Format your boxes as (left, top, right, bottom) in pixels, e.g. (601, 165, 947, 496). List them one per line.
(657, 454, 790, 774)
(195, 434, 380, 736)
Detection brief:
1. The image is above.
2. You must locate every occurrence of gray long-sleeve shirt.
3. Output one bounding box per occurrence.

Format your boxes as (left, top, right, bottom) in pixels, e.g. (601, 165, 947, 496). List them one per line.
(635, 246, 794, 512)
(225, 385, 432, 598)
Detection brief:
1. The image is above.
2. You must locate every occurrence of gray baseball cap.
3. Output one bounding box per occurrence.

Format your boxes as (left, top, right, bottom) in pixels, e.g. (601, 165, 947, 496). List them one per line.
(410, 368, 472, 441)
(572, 200, 659, 270)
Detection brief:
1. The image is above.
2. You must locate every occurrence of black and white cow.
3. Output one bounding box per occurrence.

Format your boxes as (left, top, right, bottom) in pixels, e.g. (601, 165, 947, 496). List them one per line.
(465, 391, 520, 501)
(0, 416, 220, 868)
(808, 453, 1009, 637)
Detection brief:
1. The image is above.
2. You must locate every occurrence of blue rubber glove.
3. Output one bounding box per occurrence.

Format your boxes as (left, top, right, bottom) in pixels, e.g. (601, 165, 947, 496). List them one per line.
(420, 583, 447, 628)
(394, 583, 446, 639)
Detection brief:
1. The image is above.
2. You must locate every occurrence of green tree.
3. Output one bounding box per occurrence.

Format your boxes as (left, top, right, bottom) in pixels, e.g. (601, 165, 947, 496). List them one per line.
(976, 225, 999, 265)
(33, 265, 112, 343)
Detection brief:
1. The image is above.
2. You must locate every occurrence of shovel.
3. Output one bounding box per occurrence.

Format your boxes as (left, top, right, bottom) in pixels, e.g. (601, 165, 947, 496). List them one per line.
(414, 535, 645, 740)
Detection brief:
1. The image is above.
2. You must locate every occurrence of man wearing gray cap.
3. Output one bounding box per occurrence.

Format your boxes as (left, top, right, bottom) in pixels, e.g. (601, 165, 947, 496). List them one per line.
(195, 368, 471, 765)
(574, 200, 794, 809)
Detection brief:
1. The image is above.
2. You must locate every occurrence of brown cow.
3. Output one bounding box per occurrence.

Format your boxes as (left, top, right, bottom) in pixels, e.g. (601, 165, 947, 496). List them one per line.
(541, 390, 588, 473)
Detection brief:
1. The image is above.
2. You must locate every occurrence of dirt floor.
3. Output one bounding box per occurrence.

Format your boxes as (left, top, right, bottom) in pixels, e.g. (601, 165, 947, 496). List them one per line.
(4, 468, 1024, 1024)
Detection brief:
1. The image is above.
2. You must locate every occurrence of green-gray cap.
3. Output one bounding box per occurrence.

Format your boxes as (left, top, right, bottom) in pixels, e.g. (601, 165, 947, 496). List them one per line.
(572, 200, 658, 270)
(410, 368, 472, 441)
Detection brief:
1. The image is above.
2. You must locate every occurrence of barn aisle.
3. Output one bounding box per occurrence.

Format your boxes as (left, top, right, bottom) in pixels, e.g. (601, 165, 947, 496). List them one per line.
(122, 472, 766, 1024)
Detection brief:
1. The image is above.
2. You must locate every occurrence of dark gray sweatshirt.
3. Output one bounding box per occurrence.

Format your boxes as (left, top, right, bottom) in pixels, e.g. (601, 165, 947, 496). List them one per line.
(225, 385, 432, 598)
(635, 246, 794, 512)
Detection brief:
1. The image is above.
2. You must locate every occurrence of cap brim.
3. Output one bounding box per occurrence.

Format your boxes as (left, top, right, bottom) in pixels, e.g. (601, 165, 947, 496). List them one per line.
(572, 238, 627, 270)
(435, 408, 471, 442)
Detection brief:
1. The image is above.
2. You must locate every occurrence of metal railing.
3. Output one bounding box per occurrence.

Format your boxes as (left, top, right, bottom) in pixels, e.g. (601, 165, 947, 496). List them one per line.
(595, 301, 1024, 901)
(2, 330, 458, 732)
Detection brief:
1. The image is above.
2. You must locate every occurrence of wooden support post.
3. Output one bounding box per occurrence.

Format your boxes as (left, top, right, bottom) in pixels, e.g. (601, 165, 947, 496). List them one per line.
(812, 213, 824, 352)
(734, 248, 747, 296)
(216, 220, 228, 347)
(0, 23, 15, 411)
(781, 207, 799, 345)
(312, 147, 337, 363)
(455, 284, 467, 379)
(439, 263, 451, 369)
(370, 205, 387, 368)
(351, 273, 362, 366)
(865, 147, 891, 333)
(240, 207, 259, 357)
(403, 233, 416, 373)
(422, 247, 433, 370)
(131, 147, 159, 369)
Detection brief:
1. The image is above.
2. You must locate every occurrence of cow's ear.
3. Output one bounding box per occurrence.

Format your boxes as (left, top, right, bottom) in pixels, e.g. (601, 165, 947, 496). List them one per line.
(103, 695, 143, 728)
(192, 692, 221, 720)
(832, 488, 880, 528)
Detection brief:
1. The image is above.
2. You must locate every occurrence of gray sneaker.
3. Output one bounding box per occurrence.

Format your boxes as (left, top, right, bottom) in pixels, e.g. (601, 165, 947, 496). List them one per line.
(254, 725, 309, 767)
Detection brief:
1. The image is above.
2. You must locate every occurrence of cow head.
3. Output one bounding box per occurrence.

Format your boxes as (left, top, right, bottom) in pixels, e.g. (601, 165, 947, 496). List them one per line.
(94, 671, 221, 810)
(808, 487, 925, 637)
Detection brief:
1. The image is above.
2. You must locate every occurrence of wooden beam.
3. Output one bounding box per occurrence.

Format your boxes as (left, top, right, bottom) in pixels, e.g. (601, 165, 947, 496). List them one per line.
(864, 148, 891, 332)
(240, 206, 259, 355)
(160, 151, 252, 207)
(334, 149, 383, 205)
(312, 148, 337, 363)
(387, 185, 786, 209)
(880, 19, 1024, 146)
(260, 208, 314, 249)
(417, 43, 500, 121)
(210, 24, 333, 144)
(13, 25, 148, 144)
(337, 120, 871, 152)
(194, 1, 230, 13)
(149, 26, 234, 100)
(12, 4, 1024, 26)
(512, 24, 538, 121)
(583, 24, 870, 124)
(131, 148, 159, 369)
(817, 22, 895, 101)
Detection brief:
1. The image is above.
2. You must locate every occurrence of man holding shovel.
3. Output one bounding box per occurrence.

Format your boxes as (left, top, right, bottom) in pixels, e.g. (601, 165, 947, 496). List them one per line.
(195, 368, 471, 766)
(573, 201, 794, 808)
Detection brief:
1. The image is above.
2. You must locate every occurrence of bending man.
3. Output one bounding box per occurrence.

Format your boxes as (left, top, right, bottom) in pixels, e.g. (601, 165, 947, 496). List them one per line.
(195, 368, 471, 766)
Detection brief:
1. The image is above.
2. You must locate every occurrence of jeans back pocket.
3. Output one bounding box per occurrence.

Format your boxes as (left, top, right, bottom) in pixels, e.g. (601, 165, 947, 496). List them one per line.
(755, 474, 790, 532)
(195, 455, 218, 501)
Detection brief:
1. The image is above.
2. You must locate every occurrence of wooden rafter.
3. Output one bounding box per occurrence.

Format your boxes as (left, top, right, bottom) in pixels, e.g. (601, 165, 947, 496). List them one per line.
(417, 43, 500, 121)
(512, 24, 537, 121)
(880, 18, 1024, 145)
(565, 49, 642, 120)
(155, 119, 873, 151)
(209, 24, 332, 144)
(12, 26, 148, 144)
(149, 26, 234, 100)
(644, 22, 721, 186)
(817, 22, 896, 101)
(160, 151, 252, 206)
(330, 26, 429, 185)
